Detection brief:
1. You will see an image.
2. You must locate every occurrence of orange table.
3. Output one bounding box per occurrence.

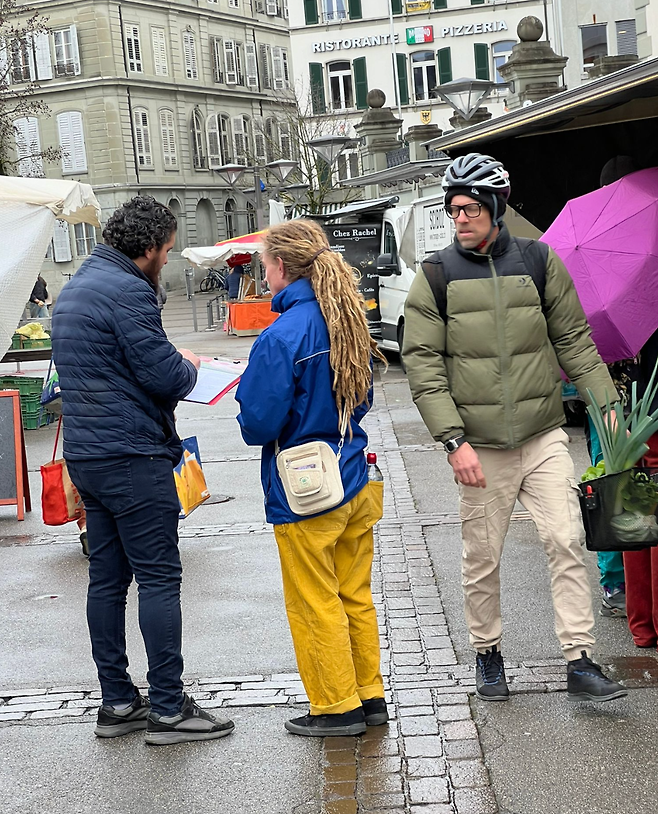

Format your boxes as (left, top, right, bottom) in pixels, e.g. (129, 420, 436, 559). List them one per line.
(227, 299, 278, 336)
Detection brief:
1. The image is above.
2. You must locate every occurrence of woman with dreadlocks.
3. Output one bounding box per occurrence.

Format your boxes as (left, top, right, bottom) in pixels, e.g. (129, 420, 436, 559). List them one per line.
(236, 219, 388, 738)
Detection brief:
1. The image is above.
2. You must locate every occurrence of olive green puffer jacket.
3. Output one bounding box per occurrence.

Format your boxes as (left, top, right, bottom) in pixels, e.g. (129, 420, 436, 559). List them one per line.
(402, 226, 617, 449)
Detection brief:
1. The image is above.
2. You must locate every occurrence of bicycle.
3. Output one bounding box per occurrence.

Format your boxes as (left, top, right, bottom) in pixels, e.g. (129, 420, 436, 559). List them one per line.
(199, 268, 228, 293)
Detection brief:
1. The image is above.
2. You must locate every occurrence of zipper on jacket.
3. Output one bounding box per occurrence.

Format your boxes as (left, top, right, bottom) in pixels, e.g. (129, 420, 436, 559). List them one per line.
(488, 255, 516, 447)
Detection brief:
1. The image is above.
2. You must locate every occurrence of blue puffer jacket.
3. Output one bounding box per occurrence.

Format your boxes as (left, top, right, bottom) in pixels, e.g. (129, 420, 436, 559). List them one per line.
(236, 277, 370, 525)
(52, 244, 197, 463)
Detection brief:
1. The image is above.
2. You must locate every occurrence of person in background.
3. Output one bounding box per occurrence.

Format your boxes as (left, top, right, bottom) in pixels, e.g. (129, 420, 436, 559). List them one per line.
(29, 275, 49, 318)
(52, 195, 234, 746)
(584, 360, 637, 617)
(583, 156, 640, 619)
(624, 329, 658, 647)
(236, 219, 388, 737)
(227, 263, 245, 300)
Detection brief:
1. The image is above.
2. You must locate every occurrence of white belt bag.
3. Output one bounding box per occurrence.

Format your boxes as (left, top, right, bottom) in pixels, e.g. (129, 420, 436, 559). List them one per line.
(275, 410, 348, 517)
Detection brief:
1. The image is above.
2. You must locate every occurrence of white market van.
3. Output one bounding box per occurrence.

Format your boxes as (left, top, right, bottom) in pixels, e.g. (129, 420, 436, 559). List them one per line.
(320, 192, 452, 357)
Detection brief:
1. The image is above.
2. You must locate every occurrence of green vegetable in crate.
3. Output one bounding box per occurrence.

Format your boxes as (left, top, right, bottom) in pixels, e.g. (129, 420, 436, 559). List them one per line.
(581, 461, 606, 482)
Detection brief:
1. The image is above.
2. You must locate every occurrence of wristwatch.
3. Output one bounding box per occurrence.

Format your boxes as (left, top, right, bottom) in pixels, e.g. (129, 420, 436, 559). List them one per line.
(443, 436, 466, 454)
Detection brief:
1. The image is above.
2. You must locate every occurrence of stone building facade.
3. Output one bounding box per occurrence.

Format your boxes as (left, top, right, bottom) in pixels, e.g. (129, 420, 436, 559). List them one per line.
(10, 0, 293, 293)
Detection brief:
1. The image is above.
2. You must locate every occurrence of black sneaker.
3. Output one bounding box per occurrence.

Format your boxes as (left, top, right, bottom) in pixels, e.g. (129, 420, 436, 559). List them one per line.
(80, 530, 89, 558)
(362, 697, 389, 726)
(284, 707, 367, 737)
(95, 693, 151, 738)
(145, 693, 235, 745)
(567, 651, 628, 702)
(475, 645, 509, 701)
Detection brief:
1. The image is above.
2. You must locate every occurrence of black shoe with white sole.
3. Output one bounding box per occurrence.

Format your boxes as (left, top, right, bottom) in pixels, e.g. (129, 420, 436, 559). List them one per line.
(284, 707, 367, 737)
(475, 645, 509, 702)
(145, 693, 235, 745)
(567, 651, 628, 702)
(95, 692, 150, 738)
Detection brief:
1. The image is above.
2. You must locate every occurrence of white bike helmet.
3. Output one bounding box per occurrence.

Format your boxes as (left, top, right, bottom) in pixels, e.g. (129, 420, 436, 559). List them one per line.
(442, 153, 511, 200)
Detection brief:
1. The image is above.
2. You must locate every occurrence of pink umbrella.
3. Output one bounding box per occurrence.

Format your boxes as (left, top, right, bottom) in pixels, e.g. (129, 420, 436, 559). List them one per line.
(542, 168, 658, 363)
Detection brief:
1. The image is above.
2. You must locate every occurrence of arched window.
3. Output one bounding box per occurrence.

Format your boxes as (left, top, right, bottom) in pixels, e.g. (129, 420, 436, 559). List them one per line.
(191, 109, 206, 169)
(225, 198, 236, 239)
(265, 117, 277, 162)
(246, 202, 256, 233)
(206, 115, 221, 169)
(195, 198, 217, 245)
(232, 114, 252, 166)
(219, 115, 232, 164)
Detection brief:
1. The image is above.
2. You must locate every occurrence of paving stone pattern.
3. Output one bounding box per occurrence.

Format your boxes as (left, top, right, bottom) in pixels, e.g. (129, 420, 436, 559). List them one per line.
(0, 375, 567, 814)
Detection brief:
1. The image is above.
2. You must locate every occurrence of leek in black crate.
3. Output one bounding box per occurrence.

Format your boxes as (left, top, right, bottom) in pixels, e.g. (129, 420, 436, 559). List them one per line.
(579, 361, 658, 551)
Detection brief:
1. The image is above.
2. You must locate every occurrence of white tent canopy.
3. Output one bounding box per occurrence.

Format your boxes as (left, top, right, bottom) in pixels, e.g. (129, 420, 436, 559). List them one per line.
(0, 178, 102, 357)
(181, 242, 264, 269)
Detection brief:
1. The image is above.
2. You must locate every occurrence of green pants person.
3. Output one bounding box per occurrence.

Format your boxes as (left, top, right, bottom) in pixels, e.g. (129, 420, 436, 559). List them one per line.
(585, 416, 626, 616)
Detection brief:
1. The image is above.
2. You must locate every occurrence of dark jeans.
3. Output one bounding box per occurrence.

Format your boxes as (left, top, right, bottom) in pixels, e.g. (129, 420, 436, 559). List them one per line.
(68, 455, 184, 716)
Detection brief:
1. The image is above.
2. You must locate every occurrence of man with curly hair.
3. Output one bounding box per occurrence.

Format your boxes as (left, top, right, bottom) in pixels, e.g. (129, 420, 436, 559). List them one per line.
(52, 196, 235, 746)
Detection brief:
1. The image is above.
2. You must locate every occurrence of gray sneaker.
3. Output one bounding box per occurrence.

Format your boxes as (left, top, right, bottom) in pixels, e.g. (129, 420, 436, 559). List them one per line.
(145, 693, 235, 745)
(95, 693, 150, 738)
(601, 587, 627, 617)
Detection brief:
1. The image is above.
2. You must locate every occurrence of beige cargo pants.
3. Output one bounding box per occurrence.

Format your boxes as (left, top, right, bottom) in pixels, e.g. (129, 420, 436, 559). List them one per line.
(459, 427, 595, 662)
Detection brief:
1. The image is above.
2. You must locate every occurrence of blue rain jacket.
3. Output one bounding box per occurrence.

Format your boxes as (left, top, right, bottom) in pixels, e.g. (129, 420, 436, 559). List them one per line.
(236, 277, 371, 524)
(52, 244, 197, 463)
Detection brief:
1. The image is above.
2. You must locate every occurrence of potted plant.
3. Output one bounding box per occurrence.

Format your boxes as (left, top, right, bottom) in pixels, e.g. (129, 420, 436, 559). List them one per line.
(581, 361, 658, 547)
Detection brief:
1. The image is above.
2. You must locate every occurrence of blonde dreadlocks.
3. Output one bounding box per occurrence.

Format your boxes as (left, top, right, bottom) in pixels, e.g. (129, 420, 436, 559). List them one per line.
(263, 219, 387, 429)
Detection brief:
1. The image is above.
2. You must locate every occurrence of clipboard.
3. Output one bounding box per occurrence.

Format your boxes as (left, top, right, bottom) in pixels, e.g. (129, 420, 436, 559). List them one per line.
(183, 358, 246, 405)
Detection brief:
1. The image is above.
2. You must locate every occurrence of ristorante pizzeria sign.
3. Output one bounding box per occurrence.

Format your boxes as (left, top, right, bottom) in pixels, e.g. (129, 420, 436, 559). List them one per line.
(311, 19, 508, 52)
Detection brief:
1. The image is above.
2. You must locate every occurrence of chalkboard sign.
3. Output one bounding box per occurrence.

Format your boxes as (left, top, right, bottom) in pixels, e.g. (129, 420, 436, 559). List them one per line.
(0, 390, 31, 520)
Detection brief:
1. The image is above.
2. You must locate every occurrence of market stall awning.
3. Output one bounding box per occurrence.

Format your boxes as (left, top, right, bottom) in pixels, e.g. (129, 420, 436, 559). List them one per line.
(0, 177, 102, 358)
(420, 57, 658, 231)
(182, 230, 266, 269)
(0, 177, 101, 225)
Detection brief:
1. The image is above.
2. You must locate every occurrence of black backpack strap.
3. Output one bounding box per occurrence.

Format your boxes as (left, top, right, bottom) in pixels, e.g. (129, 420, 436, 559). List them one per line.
(514, 237, 549, 308)
(421, 254, 448, 323)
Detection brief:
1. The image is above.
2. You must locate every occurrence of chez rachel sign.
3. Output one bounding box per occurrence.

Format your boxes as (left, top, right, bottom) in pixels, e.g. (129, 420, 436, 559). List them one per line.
(311, 19, 509, 52)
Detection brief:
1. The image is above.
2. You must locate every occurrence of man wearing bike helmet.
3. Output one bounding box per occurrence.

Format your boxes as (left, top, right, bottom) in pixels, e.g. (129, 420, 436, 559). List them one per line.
(403, 153, 626, 704)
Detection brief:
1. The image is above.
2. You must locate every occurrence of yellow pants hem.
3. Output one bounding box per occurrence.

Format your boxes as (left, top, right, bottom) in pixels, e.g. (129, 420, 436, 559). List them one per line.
(357, 683, 385, 701)
(309, 692, 362, 716)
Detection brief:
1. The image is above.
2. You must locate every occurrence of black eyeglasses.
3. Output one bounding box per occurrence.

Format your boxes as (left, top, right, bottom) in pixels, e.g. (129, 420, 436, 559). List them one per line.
(445, 203, 483, 219)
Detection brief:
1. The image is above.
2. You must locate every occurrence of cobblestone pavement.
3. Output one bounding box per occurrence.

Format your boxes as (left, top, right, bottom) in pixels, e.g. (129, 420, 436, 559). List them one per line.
(1, 374, 568, 814)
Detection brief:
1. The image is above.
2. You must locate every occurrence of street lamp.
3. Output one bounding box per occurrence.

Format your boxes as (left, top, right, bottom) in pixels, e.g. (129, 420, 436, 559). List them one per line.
(433, 77, 504, 121)
(307, 135, 353, 167)
(213, 158, 300, 230)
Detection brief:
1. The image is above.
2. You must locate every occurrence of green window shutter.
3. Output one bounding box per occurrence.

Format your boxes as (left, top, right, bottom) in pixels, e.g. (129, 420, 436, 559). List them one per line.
(304, 0, 318, 25)
(470, 0, 485, 5)
(348, 0, 362, 20)
(396, 53, 409, 106)
(437, 47, 452, 84)
(474, 43, 490, 80)
(353, 57, 369, 110)
(434, 0, 447, 8)
(309, 63, 326, 114)
(391, 0, 403, 14)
